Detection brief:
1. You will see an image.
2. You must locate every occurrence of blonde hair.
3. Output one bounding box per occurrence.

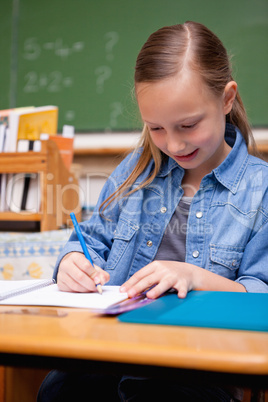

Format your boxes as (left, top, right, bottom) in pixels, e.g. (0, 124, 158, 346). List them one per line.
(100, 21, 256, 214)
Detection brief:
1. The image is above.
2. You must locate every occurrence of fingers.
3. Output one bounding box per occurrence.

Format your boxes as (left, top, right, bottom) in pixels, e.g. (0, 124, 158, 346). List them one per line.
(120, 261, 195, 300)
(120, 265, 154, 297)
(94, 265, 110, 287)
(120, 263, 173, 299)
(57, 252, 110, 293)
(176, 280, 188, 299)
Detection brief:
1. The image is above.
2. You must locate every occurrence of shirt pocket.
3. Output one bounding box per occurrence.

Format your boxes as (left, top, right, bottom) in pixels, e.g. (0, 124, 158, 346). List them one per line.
(209, 244, 244, 279)
(106, 218, 139, 270)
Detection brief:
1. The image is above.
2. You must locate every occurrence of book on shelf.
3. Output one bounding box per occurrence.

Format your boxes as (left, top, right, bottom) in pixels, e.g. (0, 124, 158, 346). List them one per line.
(0, 107, 73, 162)
(0, 125, 10, 211)
(0, 105, 75, 215)
(7, 139, 42, 213)
(0, 125, 7, 210)
(0, 124, 6, 151)
(0, 106, 35, 152)
(7, 105, 58, 152)
(49, 124, 75, 169)
(0, 108, 15, 126)
(12, 140, 34, 213)
(0, 173, 8, 212)
(18, 140, 36, 212)
(24, 140, 42, 212)
(0, 107, 35, 123)
(0, 105, 57, 213)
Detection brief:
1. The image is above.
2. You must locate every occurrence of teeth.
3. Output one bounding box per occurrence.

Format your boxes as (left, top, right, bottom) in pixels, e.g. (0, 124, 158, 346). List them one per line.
(176, 149, 196, 158)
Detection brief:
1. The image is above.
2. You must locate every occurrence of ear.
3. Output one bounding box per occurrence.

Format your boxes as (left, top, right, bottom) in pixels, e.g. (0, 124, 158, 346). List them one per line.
(223, 81, 237, 115)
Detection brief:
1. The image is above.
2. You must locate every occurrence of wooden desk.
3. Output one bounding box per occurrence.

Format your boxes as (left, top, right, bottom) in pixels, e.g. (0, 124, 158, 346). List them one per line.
(0, 305, 268, 383)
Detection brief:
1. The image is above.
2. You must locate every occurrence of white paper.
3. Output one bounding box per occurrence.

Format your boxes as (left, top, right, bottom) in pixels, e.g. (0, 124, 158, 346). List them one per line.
(0, 280, 128, 310)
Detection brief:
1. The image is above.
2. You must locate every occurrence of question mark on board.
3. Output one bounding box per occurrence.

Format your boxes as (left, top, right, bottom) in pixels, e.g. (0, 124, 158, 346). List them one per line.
(109, 102, 123, 128)
(105, 31, 119, 61)
(95, 65, 112, 93)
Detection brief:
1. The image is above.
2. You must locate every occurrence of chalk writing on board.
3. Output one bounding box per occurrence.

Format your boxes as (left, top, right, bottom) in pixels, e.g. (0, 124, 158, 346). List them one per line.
(65, 110, 75, 121)
(23, 38, 41, 60)
(24, 71, 73, 93)
(95, 66, 112, 94)
(109, 102, 123, 128)
(23, 38, 85, 60)
(104, 32, 119, 61)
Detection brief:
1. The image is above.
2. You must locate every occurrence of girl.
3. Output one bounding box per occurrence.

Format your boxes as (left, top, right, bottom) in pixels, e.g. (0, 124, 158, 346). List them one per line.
(38, 21, 268, 402)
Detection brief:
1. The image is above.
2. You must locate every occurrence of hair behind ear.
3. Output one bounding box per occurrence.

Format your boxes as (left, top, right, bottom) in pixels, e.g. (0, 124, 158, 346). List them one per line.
(229, 90, 256, 152)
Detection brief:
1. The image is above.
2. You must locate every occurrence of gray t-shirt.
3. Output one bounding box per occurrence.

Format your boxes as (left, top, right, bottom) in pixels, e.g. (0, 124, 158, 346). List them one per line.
(154, 196, 192, 262)
(154, 196, 243, 401)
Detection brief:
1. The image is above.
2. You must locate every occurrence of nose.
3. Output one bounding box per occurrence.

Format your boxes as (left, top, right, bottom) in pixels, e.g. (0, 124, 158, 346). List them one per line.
(166, 131, 187, 155)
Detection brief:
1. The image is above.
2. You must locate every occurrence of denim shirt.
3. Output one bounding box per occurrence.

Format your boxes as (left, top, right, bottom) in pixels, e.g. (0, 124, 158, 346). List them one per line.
(54, 124, 268, 292)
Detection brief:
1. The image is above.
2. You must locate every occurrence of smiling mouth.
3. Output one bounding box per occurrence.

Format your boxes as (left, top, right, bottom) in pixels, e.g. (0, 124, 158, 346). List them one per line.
(174, 149, 199, 161)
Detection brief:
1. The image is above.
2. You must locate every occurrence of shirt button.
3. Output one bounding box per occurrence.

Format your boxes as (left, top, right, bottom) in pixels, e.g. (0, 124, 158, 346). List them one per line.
(160, 206, 167, 213)
(192, 250, 199, 258)
(146, 240, 153, 247)
(196, 211, 203, 218)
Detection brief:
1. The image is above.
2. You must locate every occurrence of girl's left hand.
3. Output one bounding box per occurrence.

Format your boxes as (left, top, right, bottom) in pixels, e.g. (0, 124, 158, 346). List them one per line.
(120, 260, 197, 299)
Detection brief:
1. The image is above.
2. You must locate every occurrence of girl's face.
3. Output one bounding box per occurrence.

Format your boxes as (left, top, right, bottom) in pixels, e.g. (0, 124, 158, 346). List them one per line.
(136, 71, 237, 178)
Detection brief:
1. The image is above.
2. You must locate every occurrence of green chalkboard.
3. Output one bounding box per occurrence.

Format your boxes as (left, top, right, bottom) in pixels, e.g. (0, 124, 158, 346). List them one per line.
(0, 0, 267, 131)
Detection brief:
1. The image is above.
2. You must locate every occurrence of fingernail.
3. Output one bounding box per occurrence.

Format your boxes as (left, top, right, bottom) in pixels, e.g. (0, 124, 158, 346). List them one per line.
(94, 276, 101, 285)
(128, 289, 136, 298)
(120, 286, 126, 293)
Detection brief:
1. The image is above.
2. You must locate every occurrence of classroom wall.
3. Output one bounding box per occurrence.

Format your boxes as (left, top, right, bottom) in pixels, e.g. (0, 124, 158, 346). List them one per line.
(1, 0, 267, 131)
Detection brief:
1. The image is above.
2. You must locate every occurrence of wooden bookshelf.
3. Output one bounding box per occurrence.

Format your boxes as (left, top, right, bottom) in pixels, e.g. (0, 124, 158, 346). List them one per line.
(0, 140, 81, 231)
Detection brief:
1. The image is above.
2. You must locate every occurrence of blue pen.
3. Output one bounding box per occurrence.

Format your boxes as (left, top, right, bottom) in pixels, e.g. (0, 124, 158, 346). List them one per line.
(70, 212, 102, 295)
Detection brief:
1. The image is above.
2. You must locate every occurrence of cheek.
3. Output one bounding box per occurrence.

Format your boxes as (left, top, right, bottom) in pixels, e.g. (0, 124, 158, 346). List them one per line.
(194, 124, 222, 148)
(150, 133, 165, 149)
(198, 134, 214, 147)
(190, 130, 212, 148)
(195, 131, 225, 157)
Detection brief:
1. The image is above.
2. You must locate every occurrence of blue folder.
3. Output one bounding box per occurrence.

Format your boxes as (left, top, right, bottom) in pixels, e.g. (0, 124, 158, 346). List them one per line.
(118, 291, 268, 332)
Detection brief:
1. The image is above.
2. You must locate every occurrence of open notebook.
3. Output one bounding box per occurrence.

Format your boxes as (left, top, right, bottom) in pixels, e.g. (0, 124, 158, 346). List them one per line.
(0, 279, 128, 311)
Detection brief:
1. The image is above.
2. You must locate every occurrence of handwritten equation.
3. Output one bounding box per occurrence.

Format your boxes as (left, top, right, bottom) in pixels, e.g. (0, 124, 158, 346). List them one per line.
(24, 71, 73, 93)
(21, 33, 124, 128)
(23, 38, 85, 60)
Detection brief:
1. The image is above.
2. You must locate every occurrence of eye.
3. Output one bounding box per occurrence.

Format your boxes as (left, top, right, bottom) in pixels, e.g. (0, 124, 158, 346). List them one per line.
(181, 123, 196, 130)
(148, 126, 163, 132)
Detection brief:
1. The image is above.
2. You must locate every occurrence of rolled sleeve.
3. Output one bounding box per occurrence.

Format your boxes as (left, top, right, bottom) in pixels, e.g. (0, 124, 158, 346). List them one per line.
(52, 170, 122, 281)
(236, 276, 268, 293)
(236, 219, 268, 293)
(53, 239, 107, 281)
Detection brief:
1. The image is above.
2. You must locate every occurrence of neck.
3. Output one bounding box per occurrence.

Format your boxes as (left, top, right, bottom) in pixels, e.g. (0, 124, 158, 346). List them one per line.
(181, 170, 203, 197)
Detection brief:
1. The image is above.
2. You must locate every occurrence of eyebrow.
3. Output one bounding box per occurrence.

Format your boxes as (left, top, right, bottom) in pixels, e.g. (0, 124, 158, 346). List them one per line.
(144, 114, 204, 126)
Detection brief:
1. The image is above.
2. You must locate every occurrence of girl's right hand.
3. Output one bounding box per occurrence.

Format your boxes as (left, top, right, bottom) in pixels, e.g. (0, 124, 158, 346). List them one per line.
(56, 252, 110, 293)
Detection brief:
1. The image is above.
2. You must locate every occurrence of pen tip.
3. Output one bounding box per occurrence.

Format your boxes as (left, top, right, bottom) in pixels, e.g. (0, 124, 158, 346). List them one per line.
(96, 283, 103, 295)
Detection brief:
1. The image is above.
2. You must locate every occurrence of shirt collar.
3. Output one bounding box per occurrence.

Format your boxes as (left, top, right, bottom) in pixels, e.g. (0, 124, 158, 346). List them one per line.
(212, 124, 249, 194)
